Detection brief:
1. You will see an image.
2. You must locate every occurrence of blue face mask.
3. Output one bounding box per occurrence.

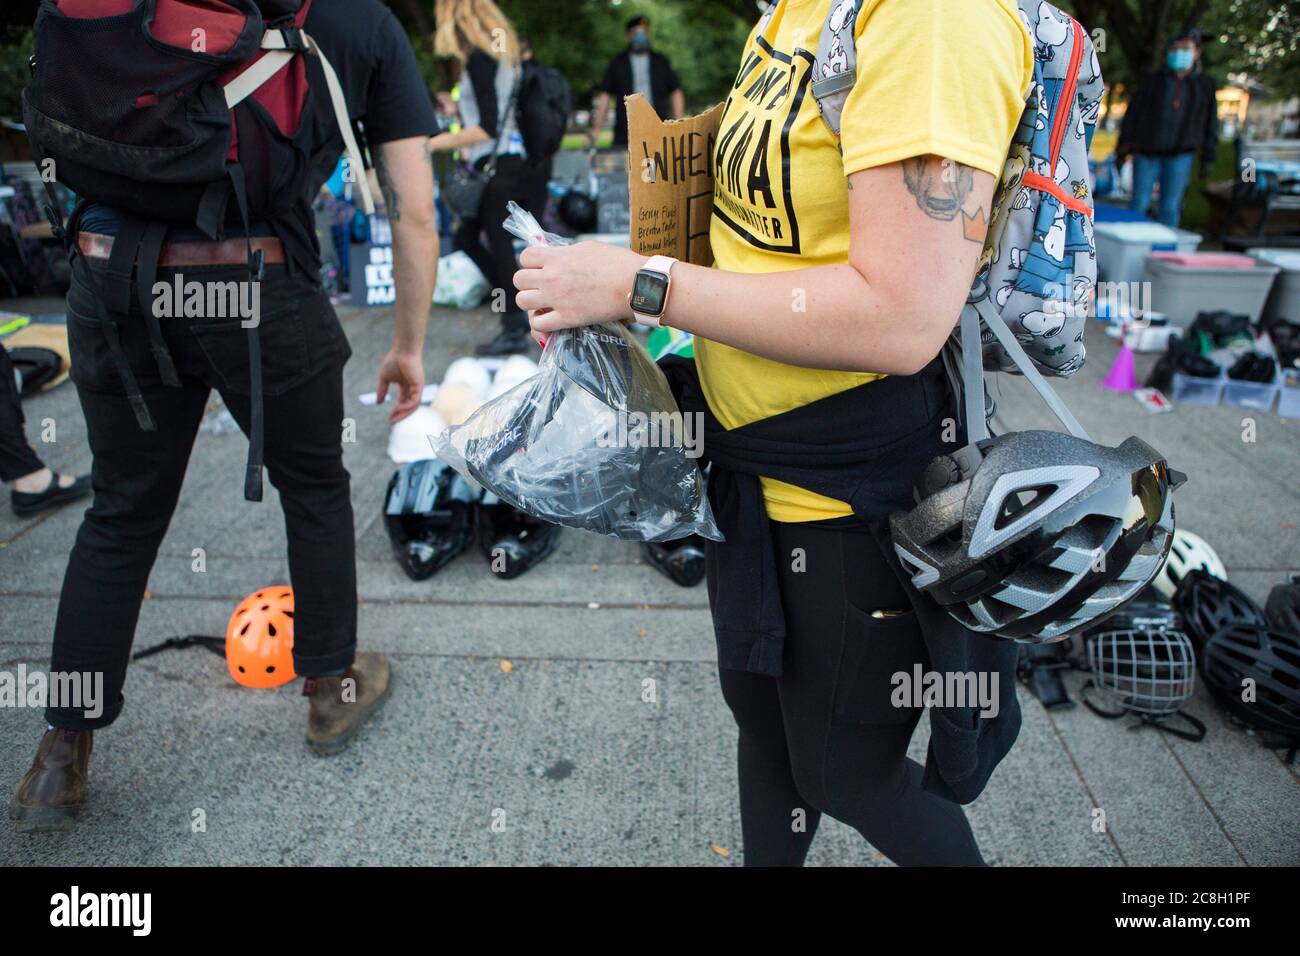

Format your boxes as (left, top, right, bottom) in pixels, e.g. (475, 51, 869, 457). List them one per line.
(630, 29, 649, 51)
(1167, 48, 1195, 72)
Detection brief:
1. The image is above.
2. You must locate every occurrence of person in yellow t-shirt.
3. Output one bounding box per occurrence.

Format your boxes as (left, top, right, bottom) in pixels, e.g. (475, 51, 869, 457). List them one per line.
(515, 0, 1034, 865)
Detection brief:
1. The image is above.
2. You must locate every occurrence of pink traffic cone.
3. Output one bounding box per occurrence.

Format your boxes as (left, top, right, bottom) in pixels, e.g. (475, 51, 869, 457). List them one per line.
(1102, 344, 1138, 392)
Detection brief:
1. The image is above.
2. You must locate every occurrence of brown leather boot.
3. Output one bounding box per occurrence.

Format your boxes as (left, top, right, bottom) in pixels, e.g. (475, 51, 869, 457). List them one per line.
(11, 728, 93, 833)
(305, 652, 392, 756)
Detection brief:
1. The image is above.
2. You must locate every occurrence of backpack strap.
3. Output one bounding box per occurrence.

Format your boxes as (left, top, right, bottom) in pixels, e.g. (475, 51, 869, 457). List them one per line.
(961, 300, 1091, 444)
(224, 28, 376, 215)
(811, 0, 864, 138)
(226, 164, 267, 503)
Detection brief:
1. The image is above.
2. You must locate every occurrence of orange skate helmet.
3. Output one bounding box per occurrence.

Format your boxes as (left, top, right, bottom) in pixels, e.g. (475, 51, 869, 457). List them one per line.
(226, 587, 296, 688)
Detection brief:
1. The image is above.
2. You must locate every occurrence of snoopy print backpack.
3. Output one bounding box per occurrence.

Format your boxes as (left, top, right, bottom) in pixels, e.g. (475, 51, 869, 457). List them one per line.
(810, 0, 1105, 378)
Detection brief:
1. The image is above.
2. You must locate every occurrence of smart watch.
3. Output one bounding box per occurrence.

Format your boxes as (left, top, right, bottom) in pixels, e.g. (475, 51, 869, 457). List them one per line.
(629, 255, 677, 327)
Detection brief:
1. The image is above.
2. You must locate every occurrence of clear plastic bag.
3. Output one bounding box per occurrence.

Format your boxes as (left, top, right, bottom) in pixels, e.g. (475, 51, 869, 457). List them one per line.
(433, 202, 721, 543)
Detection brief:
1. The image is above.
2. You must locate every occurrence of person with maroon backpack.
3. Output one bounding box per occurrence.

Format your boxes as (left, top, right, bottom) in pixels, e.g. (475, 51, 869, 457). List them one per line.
(11, 0, 439, 833)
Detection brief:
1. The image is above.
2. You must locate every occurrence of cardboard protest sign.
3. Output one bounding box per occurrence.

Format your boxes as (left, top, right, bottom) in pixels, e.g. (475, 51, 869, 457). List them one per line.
(624, 94, 723, 268)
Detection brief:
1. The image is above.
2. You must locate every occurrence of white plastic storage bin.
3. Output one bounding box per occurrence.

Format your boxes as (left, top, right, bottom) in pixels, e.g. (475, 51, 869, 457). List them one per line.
(1222, 367, 1280, 411)
(1144, 253, 1281, 328)
(1252, 248, 1300, 325)
(1094, 222, 1201, 286)
(1278, 367, 1300, 418)
(1170, 367, 1226, 407)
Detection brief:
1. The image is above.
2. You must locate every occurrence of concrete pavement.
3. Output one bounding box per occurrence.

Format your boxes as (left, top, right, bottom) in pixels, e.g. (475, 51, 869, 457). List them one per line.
(1, 299, 1296, 865)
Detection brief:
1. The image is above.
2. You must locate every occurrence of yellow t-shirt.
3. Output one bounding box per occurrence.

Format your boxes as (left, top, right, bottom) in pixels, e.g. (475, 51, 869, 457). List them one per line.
(698, 0, 1033, 522)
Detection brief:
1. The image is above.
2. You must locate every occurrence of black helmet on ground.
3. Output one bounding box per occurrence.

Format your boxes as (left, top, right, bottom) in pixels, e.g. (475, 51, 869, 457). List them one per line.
(557, 189, 598, 233)
(383, 460, 476, 581)
(1172, 569, 1266, 648)
(641, 535, 707, 588)
(1264, 576, 1300, 637)
(1200, 623, 1300, 738)
(476, 494, 562, 580)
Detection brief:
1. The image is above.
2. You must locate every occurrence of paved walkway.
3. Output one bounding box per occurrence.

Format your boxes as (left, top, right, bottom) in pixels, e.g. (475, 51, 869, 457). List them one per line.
(1, 300, 1296, 865)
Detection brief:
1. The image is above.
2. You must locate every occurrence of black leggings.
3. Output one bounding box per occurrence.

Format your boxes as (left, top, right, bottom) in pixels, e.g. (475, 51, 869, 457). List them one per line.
(717, 520, 985, 866)
(0, 342, 46, 482)
(454, 154, 549, 336)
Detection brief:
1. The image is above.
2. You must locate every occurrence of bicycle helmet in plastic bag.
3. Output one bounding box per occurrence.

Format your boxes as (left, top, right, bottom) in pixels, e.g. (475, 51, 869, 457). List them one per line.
(383, 460, 477, 580)
(1172, 569, 1266, 647)
(1201, 623, 1300, 737)
(1152, 528, 1227, 599)
(433, 203, 721, 544)
(891, 301, 1183, 644)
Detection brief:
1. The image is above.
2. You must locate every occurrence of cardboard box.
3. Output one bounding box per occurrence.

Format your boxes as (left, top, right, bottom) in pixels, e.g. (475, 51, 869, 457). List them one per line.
(624, 94, 722, 267)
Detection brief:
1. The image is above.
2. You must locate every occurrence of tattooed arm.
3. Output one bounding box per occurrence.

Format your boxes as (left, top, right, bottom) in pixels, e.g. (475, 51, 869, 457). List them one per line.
(373, 137, 437, 423)
(514, 155, 992, 375)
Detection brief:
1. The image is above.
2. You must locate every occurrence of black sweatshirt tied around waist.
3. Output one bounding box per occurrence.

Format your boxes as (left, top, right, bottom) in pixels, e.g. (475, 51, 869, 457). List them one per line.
(658, 356, 1021, 805)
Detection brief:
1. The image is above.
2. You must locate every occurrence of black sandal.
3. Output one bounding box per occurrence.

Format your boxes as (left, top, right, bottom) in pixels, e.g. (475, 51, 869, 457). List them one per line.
(11, 474, 92, 518)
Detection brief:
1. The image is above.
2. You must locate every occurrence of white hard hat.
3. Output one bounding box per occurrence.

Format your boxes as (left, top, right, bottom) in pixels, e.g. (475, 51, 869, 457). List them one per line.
(387, 406, 448, 463)
(442, 356, 491, 398)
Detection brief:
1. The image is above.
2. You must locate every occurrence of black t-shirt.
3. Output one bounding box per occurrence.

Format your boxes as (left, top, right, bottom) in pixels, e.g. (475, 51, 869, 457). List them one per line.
(81, 0, 438, 275)
(598, 48, 681, 146)
(302, 0, 439, 192)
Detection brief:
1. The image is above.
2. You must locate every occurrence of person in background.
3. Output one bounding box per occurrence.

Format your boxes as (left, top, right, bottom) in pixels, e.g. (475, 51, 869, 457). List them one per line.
(0, 341, 89, 517)
(588, 15, 684, 148)
(429, 0, 547, 357)
(1119, 28, 1219, 228)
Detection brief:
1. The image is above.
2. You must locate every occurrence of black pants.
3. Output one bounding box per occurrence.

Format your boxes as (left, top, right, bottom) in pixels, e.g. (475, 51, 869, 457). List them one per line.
(46, 259, 357, 730)
(0, 342, 46, 482)
(454, 154, 549, 336)
(716, 520, 985, 866)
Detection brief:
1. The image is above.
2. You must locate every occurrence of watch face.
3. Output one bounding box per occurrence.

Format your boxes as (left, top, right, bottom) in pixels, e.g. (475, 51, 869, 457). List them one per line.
(631, 270, 669, 316)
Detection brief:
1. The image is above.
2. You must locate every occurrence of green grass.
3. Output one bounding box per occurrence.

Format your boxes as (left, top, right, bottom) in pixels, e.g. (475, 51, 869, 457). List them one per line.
(561, 130, 614, 151)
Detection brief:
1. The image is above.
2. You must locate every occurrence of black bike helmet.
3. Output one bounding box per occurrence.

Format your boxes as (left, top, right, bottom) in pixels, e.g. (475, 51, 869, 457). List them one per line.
(557, 190, 598, 233)
(383, 460, 476, 580)
(1265, 576, 1300, 637)
(1201, 623, 1300, 737)
(890, 430, 1178, 643)
(1083, 586, 1180, 634)
(641, 535, 707, 588)
(1172, 569, 1266, 647)
(476, 494, 562, 580)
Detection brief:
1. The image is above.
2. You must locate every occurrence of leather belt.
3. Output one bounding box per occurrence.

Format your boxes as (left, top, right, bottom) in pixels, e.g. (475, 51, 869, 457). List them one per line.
(77, 231, 285, 267)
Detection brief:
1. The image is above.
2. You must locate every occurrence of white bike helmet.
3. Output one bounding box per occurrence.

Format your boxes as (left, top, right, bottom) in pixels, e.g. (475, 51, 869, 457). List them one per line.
(1152, 529, 1225, 599)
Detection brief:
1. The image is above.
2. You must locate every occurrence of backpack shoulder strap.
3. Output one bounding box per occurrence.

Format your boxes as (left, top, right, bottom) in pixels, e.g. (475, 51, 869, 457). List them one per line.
(811, 0, 864, 138)
(223, 26, 375, 214)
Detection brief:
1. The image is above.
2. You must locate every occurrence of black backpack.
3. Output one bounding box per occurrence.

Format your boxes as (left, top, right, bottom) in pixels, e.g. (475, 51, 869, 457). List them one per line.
(22, 0, 373, 234)
(517, 59, 571, 166)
